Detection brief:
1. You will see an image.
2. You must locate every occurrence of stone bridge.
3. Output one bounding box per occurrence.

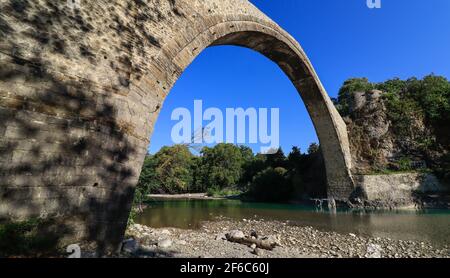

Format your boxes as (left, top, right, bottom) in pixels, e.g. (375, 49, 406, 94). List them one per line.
(0, 0, 355, 252)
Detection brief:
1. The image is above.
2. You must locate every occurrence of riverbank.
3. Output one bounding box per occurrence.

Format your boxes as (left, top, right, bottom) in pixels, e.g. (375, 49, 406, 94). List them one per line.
(147, 193, 223, 200)
(123, 217, 449, 258)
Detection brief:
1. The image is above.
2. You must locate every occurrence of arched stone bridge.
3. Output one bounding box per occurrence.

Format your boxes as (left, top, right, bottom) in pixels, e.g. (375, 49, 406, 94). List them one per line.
(0, 0, 356, 251)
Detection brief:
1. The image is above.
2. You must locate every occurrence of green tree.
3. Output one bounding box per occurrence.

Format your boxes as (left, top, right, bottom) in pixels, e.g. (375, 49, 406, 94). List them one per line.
(249, 167, 292, 202)
(240, 152, 266, 187)
(198, 144, 244, 189)
(287, 146, 302, 170)
(154, 145, 195, 193)
(136, 145, 195, 196)
(265, 147, 286, 168)
(136, 154, 159, 194)
(307, 143, 320, 155)
(239, 145, 254, 162)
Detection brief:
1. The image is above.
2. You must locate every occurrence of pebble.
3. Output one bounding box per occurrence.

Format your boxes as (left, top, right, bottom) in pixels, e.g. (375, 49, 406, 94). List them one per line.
(227, 230, 245, 239)
(253, 248, 264, 256)
(123, 221, 449, 259)
(158, 239, 172, 248)
(160, 229, 171, 235)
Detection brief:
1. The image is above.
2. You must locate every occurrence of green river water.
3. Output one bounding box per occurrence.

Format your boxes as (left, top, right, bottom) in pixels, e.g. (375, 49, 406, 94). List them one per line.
(135, 199, 450, 245)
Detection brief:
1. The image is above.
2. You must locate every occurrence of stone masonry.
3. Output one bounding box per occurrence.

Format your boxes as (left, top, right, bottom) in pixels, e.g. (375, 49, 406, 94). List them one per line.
(0, 0, 355, 251)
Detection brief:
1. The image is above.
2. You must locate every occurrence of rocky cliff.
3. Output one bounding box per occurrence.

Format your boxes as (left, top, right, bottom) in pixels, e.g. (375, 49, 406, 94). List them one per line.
(338, 78, 449, 182)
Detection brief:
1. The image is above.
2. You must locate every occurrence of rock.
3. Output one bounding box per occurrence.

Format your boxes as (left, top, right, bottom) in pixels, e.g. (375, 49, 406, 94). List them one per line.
(158, 239, 173, 248)
(227, 230, 245, 239)
(264, 235, 281, 246)
(365, 243, 382, 258)
(253, 248, 264, 256)
(250, 244, 257, 249)
(250, 230, 258, 239)
(349, 233, 357, 237)
(215, 233, 227, 241)
(176, 240, 187, 245)
(121, 238, 138, 254)
(160, 229, 171, 235)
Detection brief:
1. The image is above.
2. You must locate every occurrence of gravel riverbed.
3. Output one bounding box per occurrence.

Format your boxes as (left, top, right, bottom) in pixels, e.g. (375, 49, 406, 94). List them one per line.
(122, 217, 449, 258)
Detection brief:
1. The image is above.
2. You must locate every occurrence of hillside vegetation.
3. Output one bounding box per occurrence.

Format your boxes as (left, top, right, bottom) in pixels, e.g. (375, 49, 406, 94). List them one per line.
(333, 75, 449, 182)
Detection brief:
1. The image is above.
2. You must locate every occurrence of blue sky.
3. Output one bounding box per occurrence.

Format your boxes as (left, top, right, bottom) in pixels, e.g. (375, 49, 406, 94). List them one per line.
(149, 0, 450, 154)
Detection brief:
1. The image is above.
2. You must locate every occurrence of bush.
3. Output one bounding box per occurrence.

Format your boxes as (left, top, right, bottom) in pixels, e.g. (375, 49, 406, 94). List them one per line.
(397, 157, 413, 172)
(0, 218, 64, 257)
(206, 187, 242, 197)
(249, 167, 293, 202)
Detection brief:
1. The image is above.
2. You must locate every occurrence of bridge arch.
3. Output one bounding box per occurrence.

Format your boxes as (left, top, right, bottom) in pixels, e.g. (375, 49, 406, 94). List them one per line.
(136, 17, 356, 202)
(0, 0, 355, 251)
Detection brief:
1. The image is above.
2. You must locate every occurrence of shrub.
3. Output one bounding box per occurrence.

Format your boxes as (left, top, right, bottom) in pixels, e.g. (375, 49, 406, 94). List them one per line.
(249, 167, 293, 202)
(0, 218, 64, 257)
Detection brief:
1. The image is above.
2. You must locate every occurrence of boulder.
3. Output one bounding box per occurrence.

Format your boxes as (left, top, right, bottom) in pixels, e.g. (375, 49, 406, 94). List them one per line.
(121, 238, 138, 254)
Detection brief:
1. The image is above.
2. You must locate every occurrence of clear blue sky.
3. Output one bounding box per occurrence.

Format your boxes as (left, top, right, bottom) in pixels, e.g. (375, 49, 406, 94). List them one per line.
(149, 0, 450, 154)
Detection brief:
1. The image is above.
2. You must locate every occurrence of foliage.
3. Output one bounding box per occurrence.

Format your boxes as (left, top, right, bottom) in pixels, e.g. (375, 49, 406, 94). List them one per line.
(136, 155, 159, 194)
(206, 187, 242, 198)
(0, 218, 63, 257)
(307, 143, 320, 155)
(265, 148, 287, 168)
(334, 75, 450, 176)
(246, 144, 327, 202)
(334, 78, 374, 116)
(334, 75, 450, 142)
(396, 157, 413, 172)
(136, 143, 327, 204)
(248, 167, 292, 202)
(197, 144, 245, 190)
(154, 145, 195, 193)
(136, 145, 195, 196)
(434, 153, 450, 185)
(240, 153, 266, 187)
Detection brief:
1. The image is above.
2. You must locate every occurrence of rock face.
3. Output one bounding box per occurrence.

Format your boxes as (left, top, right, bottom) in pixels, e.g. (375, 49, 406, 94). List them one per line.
(345, 89, 449, 206)
(345, 90, 396, 172)
(345, 89, 441, 174)
(0, 0, 354, 252)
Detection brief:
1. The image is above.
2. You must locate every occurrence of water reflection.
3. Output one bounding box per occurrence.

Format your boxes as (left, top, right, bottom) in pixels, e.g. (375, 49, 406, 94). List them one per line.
(135, 199, 450, 245)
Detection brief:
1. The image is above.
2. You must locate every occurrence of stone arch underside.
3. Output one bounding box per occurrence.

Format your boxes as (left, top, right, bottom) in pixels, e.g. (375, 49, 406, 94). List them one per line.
(0, 0, 355, 251)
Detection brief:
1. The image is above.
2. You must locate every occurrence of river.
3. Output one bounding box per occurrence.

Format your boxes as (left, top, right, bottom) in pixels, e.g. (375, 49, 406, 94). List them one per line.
(135, 198, 450, 246)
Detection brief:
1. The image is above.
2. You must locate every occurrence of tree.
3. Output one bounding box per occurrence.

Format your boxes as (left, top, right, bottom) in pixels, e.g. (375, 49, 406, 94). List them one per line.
(136, 145, 195, 195)
(307, 143, 320, 155)
(239, 145, 254, 162)
(265, 148, 286, 168)
(249, 167, 292, 202)
(240, 152, 266, 187)
(288, 146, 302, 168)
(198, 144, 244, 189)
(154, 145, 195, 193)
(136, 154, 160, 194)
